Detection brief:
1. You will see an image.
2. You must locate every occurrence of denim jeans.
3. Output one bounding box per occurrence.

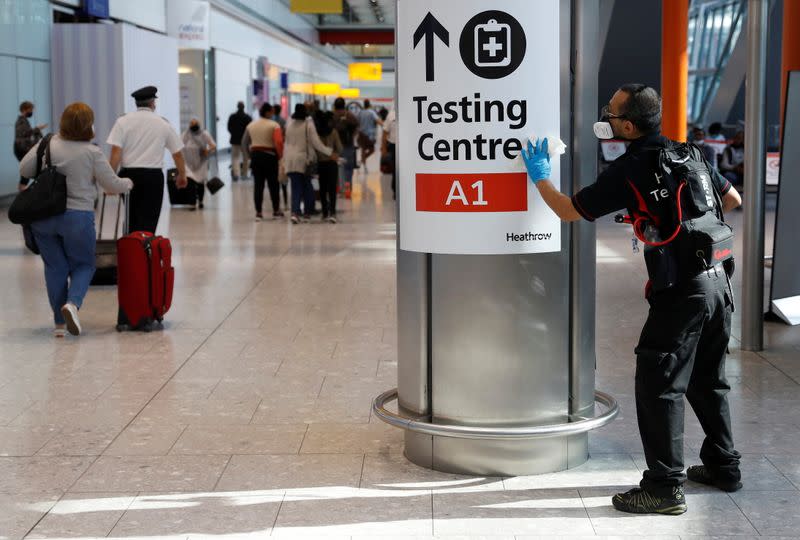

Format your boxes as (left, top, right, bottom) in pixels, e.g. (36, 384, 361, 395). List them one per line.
(289, 172, 314, 217)
(30, 210, 96, 325)
(338, 146, 356, 192)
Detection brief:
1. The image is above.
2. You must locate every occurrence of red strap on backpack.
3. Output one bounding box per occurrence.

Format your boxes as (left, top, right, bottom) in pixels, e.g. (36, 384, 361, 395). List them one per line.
(621, 179, 687, 247)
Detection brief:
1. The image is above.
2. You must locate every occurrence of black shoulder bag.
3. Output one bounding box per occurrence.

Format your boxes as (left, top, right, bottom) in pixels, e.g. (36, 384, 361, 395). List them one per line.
(8, 134, 67, 225)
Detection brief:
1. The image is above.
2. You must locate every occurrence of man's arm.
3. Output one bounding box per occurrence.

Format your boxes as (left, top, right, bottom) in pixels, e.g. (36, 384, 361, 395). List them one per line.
(172, 152, 188, 188)
(535, 181, 582, 222)
(521, 139, 582, 222)
(109, 145, 122, 171)
(722, 186, 742, 212)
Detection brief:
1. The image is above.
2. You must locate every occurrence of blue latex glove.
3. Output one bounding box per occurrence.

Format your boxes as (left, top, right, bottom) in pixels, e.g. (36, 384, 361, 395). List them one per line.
(520, 138, 551, 184)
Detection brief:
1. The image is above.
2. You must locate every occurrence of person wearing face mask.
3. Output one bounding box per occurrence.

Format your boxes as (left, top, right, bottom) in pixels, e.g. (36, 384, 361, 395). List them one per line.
(182, 118, 217, 209)
(522, 84, 743, 516)
(107, 86, 187, 233)
(14, 101, 48, 190)
(719, 131, 744, 189)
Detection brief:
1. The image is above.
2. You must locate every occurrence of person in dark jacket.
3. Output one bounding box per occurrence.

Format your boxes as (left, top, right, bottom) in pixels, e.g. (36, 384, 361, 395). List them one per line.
(14, 101, 47, 190)
(522, 84, 743, 516)
(227, 101, 252, 181)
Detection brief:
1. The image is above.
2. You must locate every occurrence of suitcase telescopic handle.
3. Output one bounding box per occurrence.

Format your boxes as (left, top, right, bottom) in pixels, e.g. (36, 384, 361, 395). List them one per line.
(97, 194, 125, 241)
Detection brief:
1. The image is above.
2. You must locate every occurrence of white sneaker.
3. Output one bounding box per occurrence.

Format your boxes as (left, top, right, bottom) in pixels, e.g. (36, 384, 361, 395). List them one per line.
(328, 216, 337, 224)
(54, 326, 66, 338)
(61, 303, 81, 336)
(255, 214, 263, 222)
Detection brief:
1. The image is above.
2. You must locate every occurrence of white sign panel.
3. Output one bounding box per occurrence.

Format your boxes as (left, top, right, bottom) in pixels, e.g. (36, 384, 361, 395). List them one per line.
(398, 0, 561, 255)
(167, 0, 210, 50)
(766, 152, 780, 186)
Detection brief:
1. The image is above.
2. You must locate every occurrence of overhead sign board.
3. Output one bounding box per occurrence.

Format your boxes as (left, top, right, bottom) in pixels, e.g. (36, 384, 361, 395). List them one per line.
(290, 0, 343, 14)
(166, 0, 210, 50)
(398, 0, 561, 255)
(349, 62, 383, 81)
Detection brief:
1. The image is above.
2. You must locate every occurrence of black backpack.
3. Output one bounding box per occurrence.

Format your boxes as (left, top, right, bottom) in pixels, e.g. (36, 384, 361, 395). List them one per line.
(621, 143, 733, 291)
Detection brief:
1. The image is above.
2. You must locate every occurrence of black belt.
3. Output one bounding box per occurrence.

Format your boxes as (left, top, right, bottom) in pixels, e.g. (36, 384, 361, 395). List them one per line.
(120, 167, 162, 173)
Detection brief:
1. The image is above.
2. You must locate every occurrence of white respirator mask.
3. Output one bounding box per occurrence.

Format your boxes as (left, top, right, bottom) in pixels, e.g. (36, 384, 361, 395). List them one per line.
(593, 121, 615, 140)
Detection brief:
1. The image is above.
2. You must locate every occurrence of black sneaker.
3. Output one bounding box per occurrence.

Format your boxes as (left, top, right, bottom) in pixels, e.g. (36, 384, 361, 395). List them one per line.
(612, 486, 687, 515)
(687, 465, 742, 492)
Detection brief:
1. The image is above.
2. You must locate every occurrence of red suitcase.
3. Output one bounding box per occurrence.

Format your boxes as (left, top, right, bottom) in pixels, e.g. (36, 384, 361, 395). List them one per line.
(116, 231, 174, 331)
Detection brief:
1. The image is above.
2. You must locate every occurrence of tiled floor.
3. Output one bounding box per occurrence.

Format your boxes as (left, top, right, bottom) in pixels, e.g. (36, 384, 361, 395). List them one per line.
(0, 153, 798, 540)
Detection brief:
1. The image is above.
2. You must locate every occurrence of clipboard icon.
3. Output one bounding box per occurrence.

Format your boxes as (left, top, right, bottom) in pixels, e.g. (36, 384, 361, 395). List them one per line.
(474, 18, 511, 67)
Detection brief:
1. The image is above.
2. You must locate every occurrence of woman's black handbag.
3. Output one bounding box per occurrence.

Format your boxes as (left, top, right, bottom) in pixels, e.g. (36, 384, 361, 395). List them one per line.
(8, 134, 67, 225)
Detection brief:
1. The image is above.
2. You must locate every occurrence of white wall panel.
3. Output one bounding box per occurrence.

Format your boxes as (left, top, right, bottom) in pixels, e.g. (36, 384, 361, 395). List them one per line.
(109, 0, 167, 32)
(214, 48, 252, 150)
(210, 9, 347, 84)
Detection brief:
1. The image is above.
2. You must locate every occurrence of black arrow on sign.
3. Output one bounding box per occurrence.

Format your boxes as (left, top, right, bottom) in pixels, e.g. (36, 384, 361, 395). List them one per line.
(413, 12, 449, 82)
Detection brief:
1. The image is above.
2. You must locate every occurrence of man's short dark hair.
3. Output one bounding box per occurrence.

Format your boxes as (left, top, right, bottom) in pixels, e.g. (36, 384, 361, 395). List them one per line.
(259, 103, 273, 118)
(618, 84, 661, 134)
(334, 97, 346, 110)
(708, 122, 722, 135)
(19, 101, 33, 113)
(136, 98, 155, 108)
(273, 104, 281, 114)
(364, 99, 371, 108)
(237, 101, 245, 110)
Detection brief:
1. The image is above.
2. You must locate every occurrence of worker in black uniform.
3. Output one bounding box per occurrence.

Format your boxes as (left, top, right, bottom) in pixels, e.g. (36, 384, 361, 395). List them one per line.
(521, 84, 743, 515)
(108, 86, 187, 233)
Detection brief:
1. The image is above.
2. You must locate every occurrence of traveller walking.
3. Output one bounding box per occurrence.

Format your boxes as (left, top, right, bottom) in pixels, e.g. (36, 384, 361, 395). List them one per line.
(521, 84, 743, 515)
(107, 86, 187, 233)
(19, 103, 133, 337)
(333, 97, 359, 197)
(315, 111, 342, 223)
(381, 106, 397, 200)
(181, 118, 216, 210)
(357, 99, 383, 172)
(283, 104, 335, 224)
(719, 131, 744, 189)
(242, 103, 284, 221)
(228, 101, 252, 181)
(14, 101, 47, 190)
(273, 103, 286, 133)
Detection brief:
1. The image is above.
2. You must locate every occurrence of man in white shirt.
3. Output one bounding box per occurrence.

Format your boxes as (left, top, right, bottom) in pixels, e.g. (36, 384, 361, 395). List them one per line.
(108, 86, 187, 233)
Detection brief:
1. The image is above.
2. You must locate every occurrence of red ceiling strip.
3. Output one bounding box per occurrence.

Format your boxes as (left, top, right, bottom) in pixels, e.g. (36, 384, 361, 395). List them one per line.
(319, 29, 394, 45)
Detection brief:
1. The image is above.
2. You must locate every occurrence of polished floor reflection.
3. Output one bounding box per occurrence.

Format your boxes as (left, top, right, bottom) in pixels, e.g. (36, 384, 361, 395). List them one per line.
(0, 155, 798, 539)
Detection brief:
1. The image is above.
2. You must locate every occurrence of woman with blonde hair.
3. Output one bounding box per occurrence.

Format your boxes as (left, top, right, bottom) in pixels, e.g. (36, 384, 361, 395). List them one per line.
(19, 102, 133, 337)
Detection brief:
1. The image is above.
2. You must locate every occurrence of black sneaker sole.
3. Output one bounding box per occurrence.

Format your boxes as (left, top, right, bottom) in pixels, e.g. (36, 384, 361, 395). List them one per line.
(687, 467, 742, 492)
(612, 496, 687, 515)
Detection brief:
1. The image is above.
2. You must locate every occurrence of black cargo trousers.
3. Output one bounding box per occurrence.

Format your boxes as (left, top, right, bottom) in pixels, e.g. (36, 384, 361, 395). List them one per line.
(635, 264, 741, 496)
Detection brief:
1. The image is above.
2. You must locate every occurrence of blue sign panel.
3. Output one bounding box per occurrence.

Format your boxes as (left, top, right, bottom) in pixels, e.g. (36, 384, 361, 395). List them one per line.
(85, 0, 109, 19)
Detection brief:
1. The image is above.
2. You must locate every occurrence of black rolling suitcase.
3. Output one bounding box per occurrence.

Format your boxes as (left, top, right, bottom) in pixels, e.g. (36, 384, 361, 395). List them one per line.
(91, 194, 124, 286)
(166, 168, 198, 206)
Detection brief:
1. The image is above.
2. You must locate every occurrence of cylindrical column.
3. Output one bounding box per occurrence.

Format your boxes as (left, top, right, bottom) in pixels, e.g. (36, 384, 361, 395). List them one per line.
(661, 0, 689, 142)
(781, 0, 800, 138)
(742, 0, 769, 351)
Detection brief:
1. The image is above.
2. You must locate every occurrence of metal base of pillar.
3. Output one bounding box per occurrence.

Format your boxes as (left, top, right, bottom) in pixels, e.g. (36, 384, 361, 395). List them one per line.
(404, 430, 588, 476)
(375, 389, 617, 477)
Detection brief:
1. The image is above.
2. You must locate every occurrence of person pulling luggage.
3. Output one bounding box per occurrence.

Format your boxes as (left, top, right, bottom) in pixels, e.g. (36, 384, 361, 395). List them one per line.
(182, 118, 216, 209)
(19, 103, 133, 337)
(107, 86, 187, 233)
